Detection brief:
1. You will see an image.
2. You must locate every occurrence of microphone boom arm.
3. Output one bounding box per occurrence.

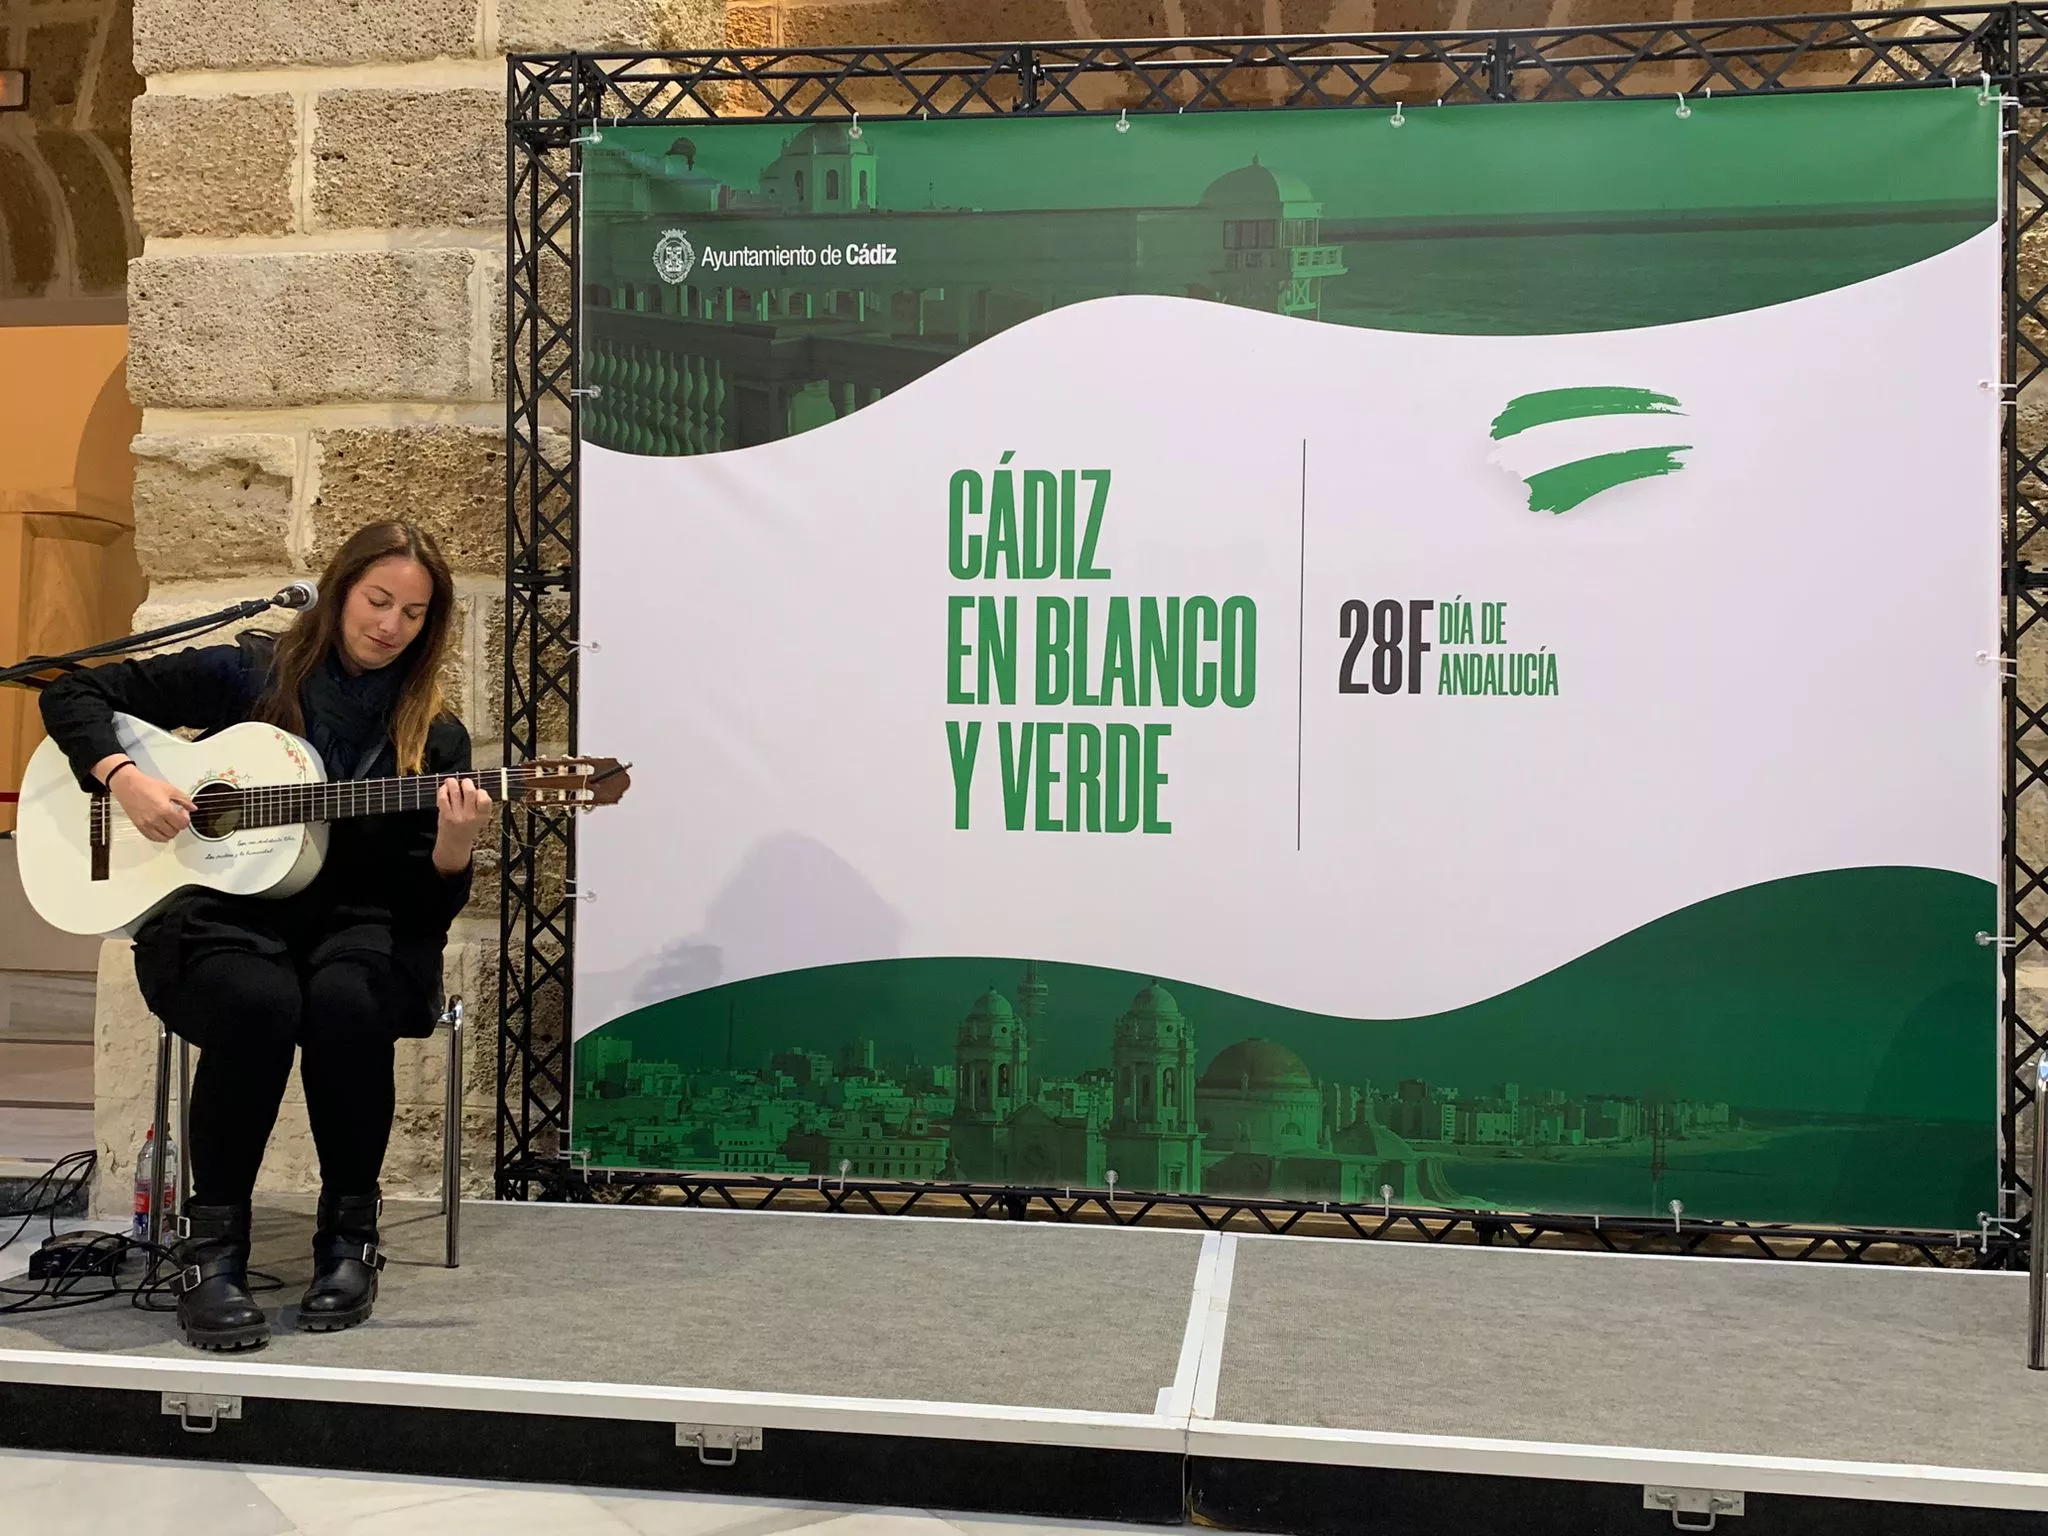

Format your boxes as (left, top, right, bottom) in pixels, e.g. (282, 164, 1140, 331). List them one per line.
(0, 596, 277, 692)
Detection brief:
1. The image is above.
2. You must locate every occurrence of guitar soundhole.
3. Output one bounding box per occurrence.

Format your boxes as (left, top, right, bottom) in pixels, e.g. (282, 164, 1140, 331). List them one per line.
(187, 780, 242, 842)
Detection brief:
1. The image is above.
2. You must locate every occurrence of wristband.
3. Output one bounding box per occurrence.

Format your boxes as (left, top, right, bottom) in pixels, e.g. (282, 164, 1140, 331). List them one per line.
(103, 760, 137, 790)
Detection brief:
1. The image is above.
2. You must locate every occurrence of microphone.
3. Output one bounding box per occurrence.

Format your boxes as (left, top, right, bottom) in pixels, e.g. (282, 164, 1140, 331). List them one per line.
(269, 580, 318, 611)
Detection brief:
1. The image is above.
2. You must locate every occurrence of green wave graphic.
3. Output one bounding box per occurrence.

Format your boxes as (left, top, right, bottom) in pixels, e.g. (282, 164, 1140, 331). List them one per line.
(575, 867, 1995, 1230)
(579, 92, 1995, 453)
(1490, 386, 1684, 441)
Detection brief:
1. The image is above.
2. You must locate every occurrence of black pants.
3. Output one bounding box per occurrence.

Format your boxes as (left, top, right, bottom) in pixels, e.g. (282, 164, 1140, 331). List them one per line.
(162, 950, 400, 1207)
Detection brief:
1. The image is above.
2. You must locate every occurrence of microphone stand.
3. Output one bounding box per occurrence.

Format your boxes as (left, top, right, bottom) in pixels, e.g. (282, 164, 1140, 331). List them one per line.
(0, 595, 278, 692)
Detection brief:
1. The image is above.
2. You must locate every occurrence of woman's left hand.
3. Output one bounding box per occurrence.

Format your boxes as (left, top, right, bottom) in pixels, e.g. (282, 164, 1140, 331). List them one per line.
(433, 777, 492, 873)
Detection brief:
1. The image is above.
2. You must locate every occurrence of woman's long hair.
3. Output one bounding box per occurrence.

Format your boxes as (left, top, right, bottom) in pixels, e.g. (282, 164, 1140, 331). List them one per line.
(255, 521, 457, 773)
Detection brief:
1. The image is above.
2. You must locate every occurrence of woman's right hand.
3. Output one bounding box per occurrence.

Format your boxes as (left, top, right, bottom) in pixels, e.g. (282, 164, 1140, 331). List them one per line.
(107, 766, 197, 843)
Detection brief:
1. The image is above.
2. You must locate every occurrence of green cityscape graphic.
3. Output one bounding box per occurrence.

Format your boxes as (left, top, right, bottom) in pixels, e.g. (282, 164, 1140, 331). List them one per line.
(580, 962, 1733, 1208)
(575, 869, 1997, 1229)
(579, 94, 1993, 455)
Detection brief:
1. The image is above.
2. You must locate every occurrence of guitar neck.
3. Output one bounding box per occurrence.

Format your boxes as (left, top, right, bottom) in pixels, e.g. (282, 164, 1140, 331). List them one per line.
(234, 771, 502, 831)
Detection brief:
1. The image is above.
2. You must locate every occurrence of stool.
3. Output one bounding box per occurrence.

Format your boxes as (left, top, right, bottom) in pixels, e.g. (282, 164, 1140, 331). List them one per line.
(144, 996, 465, 1268)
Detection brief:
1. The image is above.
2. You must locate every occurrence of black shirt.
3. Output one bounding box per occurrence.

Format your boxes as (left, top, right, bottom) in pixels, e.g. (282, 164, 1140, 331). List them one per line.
(38, 632, 472, 1036)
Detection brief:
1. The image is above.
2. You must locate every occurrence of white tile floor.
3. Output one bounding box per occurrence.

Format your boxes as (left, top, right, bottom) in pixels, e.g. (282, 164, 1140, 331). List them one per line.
(0, 1451, 1186, 1536)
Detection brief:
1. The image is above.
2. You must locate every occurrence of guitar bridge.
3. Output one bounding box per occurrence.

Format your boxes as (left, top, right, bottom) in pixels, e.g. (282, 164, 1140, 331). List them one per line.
(89, 794, 110, 883)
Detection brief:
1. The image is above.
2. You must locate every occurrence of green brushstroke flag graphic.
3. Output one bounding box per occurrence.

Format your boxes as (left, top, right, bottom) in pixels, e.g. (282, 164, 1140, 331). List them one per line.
(1490, 386, 1692, 512)
(1489, 387, 1685, 440)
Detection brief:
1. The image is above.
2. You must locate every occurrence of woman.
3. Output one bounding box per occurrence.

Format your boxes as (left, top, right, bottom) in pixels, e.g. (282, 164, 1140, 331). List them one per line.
(39, 522, 489, 1353)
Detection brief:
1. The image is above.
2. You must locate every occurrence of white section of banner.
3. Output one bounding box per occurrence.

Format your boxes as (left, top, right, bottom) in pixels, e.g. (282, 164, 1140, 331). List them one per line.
(572, 228, 2000, 1037)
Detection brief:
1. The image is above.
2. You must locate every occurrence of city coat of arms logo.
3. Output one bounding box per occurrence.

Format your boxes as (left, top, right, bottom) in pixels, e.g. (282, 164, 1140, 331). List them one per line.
(653, 228, 695, 284)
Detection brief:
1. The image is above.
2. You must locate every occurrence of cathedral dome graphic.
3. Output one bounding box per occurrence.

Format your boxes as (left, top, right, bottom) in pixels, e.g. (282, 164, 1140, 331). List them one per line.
(1115, 982, 1187, 1044)
(1198, 1037, 1322, 1158)
(959, 987, 1017, 1042)
(1199, 1037, 1313, 1094)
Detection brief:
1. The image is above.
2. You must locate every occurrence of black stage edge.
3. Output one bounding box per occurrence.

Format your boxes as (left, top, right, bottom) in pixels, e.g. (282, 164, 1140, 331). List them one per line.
(9, 1377, 2040, 1534)
(0, 1380, 1188, 1525)
(1187, 1458, 2048, 1536)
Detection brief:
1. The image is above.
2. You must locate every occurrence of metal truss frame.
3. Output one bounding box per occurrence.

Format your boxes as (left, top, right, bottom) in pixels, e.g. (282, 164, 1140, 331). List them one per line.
(506, 4, 2048, 1265)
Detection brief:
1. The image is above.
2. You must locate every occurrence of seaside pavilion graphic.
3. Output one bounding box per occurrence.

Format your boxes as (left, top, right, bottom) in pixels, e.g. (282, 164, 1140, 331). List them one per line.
(578, 124, 1349, 455)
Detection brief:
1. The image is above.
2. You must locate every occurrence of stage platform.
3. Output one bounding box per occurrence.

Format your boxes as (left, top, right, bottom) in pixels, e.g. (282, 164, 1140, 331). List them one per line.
(2, 1202, 2045, 1534)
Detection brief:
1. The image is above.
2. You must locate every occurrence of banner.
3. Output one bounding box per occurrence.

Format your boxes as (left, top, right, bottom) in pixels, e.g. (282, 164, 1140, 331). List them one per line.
(572, 93, 2000, 1228)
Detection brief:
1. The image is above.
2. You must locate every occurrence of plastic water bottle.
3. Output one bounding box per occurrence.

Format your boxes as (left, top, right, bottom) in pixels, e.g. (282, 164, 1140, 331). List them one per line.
(131, 1125, 179, 1242)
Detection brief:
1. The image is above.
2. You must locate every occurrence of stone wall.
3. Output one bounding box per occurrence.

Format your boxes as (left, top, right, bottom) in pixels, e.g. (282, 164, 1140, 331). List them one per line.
(104, 0, 2041, 1213)
(96, 0, 727, 1213)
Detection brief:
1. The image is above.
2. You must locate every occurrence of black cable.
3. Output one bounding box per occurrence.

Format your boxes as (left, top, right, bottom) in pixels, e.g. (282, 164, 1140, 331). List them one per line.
(0, 1148, 93, 1256)
(0, 1149, 282, 1317)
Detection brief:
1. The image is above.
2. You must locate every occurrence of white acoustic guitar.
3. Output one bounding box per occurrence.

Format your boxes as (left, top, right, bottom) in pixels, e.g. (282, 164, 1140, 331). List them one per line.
(15, 713, 630, 936)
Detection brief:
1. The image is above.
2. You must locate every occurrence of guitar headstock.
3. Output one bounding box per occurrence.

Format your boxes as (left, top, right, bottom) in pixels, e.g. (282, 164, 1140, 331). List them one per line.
(512, 757, 632, 809)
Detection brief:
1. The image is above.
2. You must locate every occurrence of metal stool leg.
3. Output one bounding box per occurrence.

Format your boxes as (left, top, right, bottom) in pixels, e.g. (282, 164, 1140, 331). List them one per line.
(148, 1019, 173, 1254)
(176, 1035, 192, 1211)
(442, 999, 463, 1268)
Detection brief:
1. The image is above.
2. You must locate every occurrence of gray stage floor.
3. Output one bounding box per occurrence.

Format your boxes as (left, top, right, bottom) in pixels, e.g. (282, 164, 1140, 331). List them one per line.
(4, 1201, 2047, 1508)
(0, 1202, 1205, 1414)
(1215, 1236, 2046, 1474)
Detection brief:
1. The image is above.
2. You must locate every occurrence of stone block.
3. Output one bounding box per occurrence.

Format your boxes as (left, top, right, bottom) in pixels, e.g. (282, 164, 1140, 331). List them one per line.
(313, 88, 505, 232)
(90, 939, 155, 1219)
(134, 0, 478, 74)
(131, 433, 297, 580)
(309, 424, 507, 574)
(436, 589, 504, 746)
(130, 586, 298, 651)
(91, 7, 141, 135)
(725, 3, 774, 48)
(495, 254, 573, 404)
(779, 0, 1070, 47)
(129, 251, 480, 409)
(500, 0, 724, 52)
(132, 94, 295, 240)
(486, 589, 571, 750)
(23, 21, 93, 126)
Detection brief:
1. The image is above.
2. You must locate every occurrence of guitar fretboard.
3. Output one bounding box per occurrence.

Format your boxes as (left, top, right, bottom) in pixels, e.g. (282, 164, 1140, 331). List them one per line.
(168, 765, 565, 835)
(221, 771, 508, 830)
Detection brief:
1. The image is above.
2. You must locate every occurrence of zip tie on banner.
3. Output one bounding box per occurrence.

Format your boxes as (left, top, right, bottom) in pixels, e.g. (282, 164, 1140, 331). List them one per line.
(1675, 91, 1691, 119)
(1976, 931, 2019, 949)
(564, 879, 597, 903)
(1977, 650, 2017, 675)
(571, 385, 602, 399)
(1390, 101, 1405, 126)
(1116, 107, 1130, 133)
(848, 109, 861, 139)
(1982, 70, 1997, 105)
(566, 638, 602, 654)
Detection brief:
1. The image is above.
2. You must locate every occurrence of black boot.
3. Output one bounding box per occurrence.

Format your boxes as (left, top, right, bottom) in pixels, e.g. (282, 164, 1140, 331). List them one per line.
(171, 1204, 269, 1353)
(298, 1189, 385, 1332)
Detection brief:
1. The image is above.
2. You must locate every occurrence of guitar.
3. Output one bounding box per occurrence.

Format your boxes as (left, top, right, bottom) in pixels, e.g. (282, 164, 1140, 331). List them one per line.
(14, 713, 630, 936)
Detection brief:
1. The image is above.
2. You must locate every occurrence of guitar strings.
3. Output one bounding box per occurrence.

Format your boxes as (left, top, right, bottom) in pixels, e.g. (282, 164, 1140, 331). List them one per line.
(94, 763, 595, 841)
